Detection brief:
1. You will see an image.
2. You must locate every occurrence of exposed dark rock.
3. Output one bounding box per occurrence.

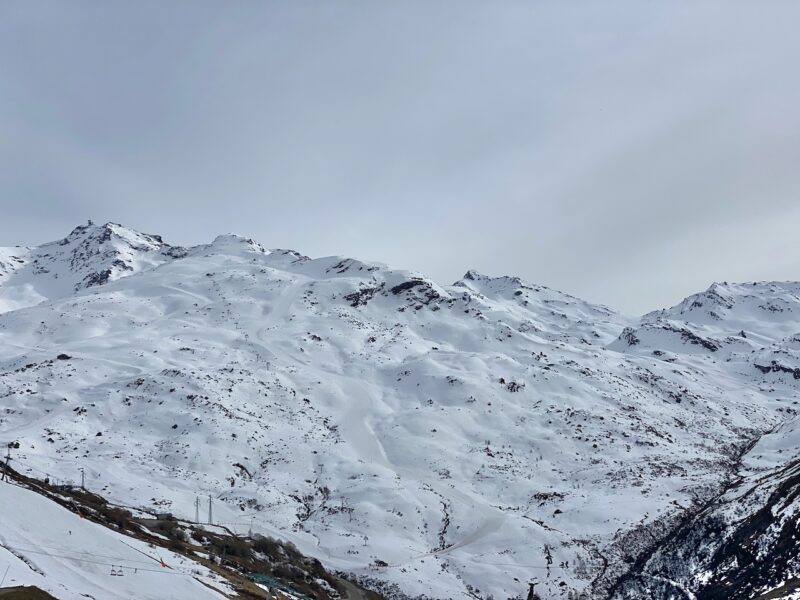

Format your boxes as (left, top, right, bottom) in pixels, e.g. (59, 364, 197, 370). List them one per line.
(621, 327, 640, 346)
(754, 360, 800, 379)
(390, 279, 427, 295)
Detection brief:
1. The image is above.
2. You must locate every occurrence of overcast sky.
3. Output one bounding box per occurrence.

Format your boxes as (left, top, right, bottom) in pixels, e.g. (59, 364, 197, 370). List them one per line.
(2, 2, 800, 314)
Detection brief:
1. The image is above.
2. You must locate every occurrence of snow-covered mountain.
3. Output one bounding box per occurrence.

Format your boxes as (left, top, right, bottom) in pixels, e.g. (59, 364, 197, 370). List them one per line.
(1, 222, 798, 600)
(0, 221, 185, 313)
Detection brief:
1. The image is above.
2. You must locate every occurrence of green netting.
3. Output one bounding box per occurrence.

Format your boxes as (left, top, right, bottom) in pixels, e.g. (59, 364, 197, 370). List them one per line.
(247, 573, 313, 600)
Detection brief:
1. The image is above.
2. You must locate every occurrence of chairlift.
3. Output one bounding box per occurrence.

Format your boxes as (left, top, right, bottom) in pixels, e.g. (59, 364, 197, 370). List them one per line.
(110, 565, 124, 577)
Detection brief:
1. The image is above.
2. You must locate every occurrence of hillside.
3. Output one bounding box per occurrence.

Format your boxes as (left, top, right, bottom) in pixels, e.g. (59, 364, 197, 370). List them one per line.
(0, 476, 231, 600)
(1, 222, 799, 599)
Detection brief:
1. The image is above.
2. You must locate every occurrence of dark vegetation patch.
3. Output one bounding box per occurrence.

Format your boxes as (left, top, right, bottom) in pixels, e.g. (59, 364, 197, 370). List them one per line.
(3, 463, 381, 600)
(0, 586, 59, 600)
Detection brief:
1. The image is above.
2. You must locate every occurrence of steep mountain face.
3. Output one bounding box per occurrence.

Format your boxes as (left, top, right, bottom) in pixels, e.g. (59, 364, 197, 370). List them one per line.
(0, 223, 798, 600)
(607, 282, 800, 600)
(0, 221, 185, 313)
(611, 417, 800, 600)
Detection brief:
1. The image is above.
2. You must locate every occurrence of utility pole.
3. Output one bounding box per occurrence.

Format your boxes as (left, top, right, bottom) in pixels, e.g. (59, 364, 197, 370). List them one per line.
(207, 495, 213, 525)
(527, 579, 541, 600)
(195, 497, 201, 523)
(1, 445, 11, 482)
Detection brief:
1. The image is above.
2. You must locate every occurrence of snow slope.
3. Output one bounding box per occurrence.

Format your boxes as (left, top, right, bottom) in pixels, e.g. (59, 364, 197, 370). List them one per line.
(0, 221, 184, 313)
(1, 223, 799, 599)
(606, 282, 800, 599)
(0, 481, 230, 599)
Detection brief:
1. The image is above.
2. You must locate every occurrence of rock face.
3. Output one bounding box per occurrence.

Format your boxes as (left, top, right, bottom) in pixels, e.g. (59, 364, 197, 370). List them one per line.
(1, 224, 799, 599)
(610, 419, 800, 600)
(0, 221, 185, 312)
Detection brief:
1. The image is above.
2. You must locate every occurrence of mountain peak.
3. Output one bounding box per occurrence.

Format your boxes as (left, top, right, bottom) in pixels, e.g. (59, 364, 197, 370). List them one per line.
(56, 220, 170, 251)
(0, 221, 185, 313)
(205, 234, 267, 255)
(458, 269, 524, 287)
(462, 269, 482, 281)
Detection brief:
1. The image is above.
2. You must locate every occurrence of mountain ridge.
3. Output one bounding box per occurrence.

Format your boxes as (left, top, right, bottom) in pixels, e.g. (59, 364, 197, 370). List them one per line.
(1, 222, 799, 599)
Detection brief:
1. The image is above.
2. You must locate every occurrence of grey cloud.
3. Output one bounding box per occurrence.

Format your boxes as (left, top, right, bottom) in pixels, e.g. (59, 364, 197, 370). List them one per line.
(2, 1, 800, 313)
